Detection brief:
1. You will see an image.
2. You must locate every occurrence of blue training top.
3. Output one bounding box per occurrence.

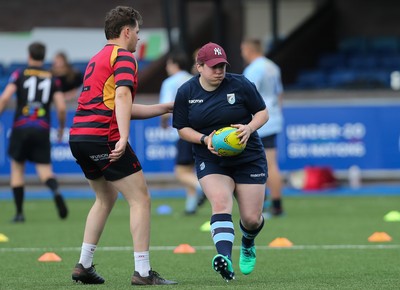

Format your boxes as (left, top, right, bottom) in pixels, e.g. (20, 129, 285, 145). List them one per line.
(243, 56, 283, 137)
(173, 73, 266, 166)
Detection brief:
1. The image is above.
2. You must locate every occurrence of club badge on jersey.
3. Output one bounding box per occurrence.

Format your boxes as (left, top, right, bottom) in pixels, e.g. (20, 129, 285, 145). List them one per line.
(227, 93, 235, 104)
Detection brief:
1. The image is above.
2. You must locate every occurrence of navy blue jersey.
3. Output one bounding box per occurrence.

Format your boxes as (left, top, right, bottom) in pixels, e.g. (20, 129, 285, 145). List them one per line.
(173, 73, 266, 166)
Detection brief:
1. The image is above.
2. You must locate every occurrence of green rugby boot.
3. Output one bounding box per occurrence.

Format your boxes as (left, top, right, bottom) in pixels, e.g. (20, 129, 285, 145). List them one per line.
(212, 254, 235, 281)
(239, 245, 256, 275)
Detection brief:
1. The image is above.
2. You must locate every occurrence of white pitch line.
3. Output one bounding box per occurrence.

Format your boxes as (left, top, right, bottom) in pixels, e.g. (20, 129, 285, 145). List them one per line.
(1, 244, 400, 253)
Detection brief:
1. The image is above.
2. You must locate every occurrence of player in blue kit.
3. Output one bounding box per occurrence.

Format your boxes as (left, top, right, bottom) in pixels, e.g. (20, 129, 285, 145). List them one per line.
(241, 38, 285, 217)
(173, 42, 269, 281)
(159, 52, 205, 215)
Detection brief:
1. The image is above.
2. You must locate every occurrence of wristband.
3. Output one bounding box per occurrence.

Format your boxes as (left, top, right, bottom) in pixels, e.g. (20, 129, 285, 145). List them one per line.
(200, 135, 207, 146)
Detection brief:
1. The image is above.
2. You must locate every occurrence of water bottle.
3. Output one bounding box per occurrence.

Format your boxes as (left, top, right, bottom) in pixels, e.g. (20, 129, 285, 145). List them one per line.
(348, 165, 361, 189)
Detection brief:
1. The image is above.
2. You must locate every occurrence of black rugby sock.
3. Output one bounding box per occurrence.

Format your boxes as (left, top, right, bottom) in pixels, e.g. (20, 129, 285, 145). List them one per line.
(12, 186, 24, 214)
(240, 217, 265, 248)
(45, 177, 60, 196)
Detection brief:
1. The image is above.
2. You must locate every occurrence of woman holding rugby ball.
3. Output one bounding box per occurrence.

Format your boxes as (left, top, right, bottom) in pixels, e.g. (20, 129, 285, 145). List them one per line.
(173, 42, 269, 281)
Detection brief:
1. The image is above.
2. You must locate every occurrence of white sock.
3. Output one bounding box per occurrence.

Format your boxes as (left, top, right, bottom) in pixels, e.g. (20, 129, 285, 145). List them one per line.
(134, 251, 150, 277)
(79, 242, 96, 268)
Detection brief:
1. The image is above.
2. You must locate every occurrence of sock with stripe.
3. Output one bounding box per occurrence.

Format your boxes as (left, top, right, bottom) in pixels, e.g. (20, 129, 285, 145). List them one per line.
(210, 213, 234, 259)
(240, 217, 265, 248)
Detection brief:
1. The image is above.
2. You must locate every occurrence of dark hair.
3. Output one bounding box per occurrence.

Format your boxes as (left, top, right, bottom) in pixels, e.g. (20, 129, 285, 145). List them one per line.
(29, 42, 46, 61)
(104, 6, 143, 40)
(168, 52, 189, 70)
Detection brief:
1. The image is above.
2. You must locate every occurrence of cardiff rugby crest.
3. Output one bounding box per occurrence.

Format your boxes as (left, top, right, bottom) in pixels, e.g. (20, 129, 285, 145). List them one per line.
(227, 93, 235, 104)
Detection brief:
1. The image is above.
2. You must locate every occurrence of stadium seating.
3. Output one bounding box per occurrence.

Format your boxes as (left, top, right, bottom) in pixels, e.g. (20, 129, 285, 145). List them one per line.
(295, 69, 327, 89)
(293, 36, 400, 89)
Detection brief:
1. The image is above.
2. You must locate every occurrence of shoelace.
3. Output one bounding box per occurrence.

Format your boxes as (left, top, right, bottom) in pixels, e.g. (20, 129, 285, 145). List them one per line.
(243, 248, 255, 258)
(149, 270, 166, 281)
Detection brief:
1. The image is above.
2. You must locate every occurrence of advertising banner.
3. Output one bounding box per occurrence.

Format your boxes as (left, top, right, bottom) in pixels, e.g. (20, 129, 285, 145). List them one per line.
(0, 102, 399, 178)
(279, 102, 400, 171)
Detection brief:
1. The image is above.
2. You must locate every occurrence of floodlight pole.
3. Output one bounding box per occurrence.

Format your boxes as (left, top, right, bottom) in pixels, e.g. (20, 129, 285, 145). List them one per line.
(270, 0, 279, 51)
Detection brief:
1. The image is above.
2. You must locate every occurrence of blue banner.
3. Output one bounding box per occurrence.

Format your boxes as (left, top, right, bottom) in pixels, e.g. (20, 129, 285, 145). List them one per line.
(0, 111, 178, 176)
(278, 102, 400, 170)
(0, 101, 399, 177)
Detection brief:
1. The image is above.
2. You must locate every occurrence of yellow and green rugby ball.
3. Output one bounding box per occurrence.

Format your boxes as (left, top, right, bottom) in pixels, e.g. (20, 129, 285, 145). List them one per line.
(211, 126, 246, 156)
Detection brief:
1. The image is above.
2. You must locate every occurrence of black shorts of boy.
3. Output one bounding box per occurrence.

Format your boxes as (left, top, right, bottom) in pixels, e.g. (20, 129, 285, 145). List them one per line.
(260, 134, 277, 149)
(69, 141, 142, 181)
(195, 157, 268, 184)
(175, 138, 195, 165)
(8, 128, 51, 163)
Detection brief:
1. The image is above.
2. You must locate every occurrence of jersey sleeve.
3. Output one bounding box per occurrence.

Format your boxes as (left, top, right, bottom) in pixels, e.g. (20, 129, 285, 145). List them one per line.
(9, 69, 21, 85)
(114, 49, 136, 91)
(53, 77, 63, 92)
(242, 76, 266, 114)
(172, 86, 190, 129)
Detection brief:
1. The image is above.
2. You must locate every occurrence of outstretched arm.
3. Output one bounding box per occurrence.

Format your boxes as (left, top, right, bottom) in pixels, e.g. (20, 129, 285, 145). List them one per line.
(131, 102, 174, 120)
(0, 83, 17, 115)
(53, 91, 66, 142)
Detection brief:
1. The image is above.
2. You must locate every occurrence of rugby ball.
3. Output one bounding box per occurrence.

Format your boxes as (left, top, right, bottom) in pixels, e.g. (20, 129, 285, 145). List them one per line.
(211, 127, 246, 156)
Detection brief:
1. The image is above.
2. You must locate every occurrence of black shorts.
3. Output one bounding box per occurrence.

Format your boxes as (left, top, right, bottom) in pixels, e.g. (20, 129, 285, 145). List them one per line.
(195, 157, 268, 184)
(260, 134, 277, 149)
(176, 138, 194, 165)
(69, 141, 142, 181)
(8, 128, 51, 163)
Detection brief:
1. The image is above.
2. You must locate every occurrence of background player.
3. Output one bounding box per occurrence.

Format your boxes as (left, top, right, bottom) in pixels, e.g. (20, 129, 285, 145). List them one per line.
(0, 41, 68, 222)
(159, 51, 204, 214)
(51, 51, 83, 102)
(241, 38, 284, 217)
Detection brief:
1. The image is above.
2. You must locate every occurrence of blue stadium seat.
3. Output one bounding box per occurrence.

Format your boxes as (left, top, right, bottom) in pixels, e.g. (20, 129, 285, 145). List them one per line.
(318, 53, 347, 70)
(338, 37, 368, 53)
(356, 69, 391, 88)
(295, 69, 327, 89)
(3, 62, 26, 76)
(71, 62, 89, 74)
(347, 54, 379, 69)
(0, 76, 9, 92)
(0, 63, 4, 77)
(137, 60, 152, 71)
(327, 69, 358, 88)
(379, 55, 400, 71)
(43, 62, 52, 71)
(368, 36, 399, 54)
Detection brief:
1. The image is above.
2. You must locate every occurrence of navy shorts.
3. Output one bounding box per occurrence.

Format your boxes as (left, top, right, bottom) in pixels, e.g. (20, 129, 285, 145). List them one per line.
(69, 141, 142, 181)
(176, 138, 194, 165)
(8, 128, 51, 163)
(195, 157, 268, 184)
(260, 134, 277, 149)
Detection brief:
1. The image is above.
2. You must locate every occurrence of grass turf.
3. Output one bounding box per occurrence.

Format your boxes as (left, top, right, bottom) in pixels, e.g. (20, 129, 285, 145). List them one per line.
(0, 194, 399, 289)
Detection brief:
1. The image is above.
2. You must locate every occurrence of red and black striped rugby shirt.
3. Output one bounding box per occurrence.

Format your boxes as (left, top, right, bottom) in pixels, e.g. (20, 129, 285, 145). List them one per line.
(69, 44, 138, 142)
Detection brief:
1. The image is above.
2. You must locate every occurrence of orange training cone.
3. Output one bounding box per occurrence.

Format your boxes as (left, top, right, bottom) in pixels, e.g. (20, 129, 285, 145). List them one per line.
(368, 232, 392, 242)
(173, 243, 196, 254)
(38, 252, 62, 262)
(269, 237, 293, 247)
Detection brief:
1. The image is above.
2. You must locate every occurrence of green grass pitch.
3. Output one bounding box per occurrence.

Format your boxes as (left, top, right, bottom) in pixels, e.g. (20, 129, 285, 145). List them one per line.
(0, 194, 399, 289)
